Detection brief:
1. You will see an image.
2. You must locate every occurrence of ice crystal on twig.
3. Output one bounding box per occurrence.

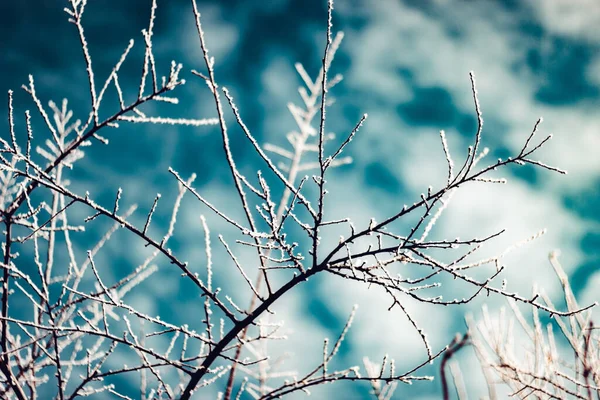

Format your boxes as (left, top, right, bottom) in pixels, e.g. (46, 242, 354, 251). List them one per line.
(0, 0, 590, 399)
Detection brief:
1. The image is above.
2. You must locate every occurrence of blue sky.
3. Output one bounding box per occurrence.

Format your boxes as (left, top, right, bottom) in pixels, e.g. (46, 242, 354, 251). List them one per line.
(2, 0, 600, 398)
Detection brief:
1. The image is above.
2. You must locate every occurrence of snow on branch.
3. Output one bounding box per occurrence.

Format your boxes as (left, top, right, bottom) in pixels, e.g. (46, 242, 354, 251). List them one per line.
(0, 0, 591, 399)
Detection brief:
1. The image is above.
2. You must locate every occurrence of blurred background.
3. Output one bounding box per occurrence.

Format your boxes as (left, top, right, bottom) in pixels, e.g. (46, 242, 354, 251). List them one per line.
(1, 0, 599, 398)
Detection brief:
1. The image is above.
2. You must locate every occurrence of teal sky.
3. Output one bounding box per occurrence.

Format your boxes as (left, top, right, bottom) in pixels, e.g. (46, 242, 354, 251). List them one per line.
(2, 0, 600, 398)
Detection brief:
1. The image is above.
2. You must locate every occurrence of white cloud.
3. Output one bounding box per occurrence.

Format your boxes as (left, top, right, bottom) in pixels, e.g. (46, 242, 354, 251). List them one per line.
(530, 0, 600, 42)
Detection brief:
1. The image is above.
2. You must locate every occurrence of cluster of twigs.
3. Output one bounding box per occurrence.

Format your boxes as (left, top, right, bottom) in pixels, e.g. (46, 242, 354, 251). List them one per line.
(440, 253, 599, 400)
(0, 0, 593, 398)
(460, 253, 598, 400)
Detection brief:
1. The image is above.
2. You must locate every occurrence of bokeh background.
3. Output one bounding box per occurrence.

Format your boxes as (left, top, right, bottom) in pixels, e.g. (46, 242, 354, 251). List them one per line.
(1, 0, 600, 398)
